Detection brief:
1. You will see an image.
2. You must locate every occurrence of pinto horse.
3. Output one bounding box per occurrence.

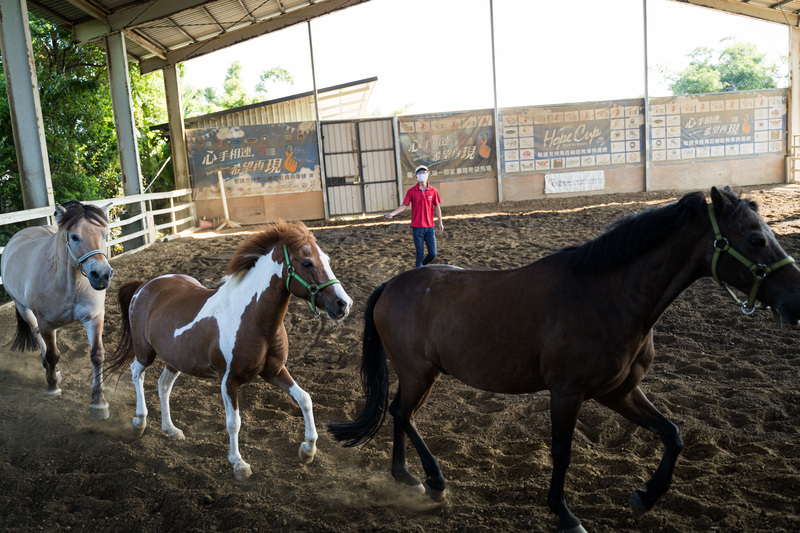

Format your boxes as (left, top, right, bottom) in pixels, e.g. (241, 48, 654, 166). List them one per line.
(1, 200, 114, 419)
(329, 187, 800, 532)
(105, 221, 352, 480)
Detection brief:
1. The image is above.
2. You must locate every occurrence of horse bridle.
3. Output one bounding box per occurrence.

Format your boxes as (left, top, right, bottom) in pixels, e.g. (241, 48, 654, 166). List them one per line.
(283, 244, 341, 318)
(707, 202, 795, 315)
(65, 233, 109, 277)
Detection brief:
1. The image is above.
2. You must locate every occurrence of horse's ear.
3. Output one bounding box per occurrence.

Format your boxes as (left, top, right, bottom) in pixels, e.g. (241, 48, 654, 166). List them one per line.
(54, 203, 66, 222)
(710, 186, 733, 215)
(100, 202, 113, 217)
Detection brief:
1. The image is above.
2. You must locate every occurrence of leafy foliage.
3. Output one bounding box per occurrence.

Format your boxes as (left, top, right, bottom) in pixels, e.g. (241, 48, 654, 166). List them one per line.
(183, 61, 293, 116)
(0, 15, 173, 213)
(666, 39, 785, 95)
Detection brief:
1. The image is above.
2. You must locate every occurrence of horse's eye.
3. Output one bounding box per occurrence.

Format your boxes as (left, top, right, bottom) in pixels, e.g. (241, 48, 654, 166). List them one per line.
(749, 236, 766, 248)
(70, 234, 80, 243)
(301, 260, 313, 269)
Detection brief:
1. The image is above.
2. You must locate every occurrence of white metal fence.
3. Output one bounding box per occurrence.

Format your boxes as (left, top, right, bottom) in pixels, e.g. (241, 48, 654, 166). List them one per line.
(0, 188, 195, 289)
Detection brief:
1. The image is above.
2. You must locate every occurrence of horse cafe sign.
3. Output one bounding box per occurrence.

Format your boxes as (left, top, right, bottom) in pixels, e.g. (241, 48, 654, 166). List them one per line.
(185, 122, 322, 200)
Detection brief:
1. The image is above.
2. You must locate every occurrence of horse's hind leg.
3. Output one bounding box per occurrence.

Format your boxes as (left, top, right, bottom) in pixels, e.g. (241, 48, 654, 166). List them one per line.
(84, 316, 109, 420)
(14, 305, 61, 395)
(268, 367, 317, 465)
(390, 373, 446, 501)
(387, 388, 424, 494)
(221, 378, 251, 480)
(158, 366, 185, 440)
(597, 386, 683, 519)
(130, 360, 150, 437)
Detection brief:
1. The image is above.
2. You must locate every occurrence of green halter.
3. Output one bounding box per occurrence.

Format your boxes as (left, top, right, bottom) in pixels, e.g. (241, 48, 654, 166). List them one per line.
(283, 244, 341, 318)
(707, 202, 795, 315)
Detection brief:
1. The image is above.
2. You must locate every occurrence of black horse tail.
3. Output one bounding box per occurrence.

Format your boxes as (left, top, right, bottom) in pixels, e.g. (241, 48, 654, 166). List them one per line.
(104, 280, 145, 381)
(328, 282, 390, 448)
(9, 308, 38, 352)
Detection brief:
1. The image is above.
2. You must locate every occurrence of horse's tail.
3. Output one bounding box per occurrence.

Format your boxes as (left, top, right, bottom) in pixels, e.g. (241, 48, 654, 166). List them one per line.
(104, 280, 145, 381)
(328, 282, 390, 448)
(9, 308, 38, 352)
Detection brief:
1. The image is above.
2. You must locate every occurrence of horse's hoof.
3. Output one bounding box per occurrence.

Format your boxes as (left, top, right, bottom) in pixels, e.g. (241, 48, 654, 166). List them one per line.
(44, 387, 62, 397)
(233, 464, 252, 481)
(424, 480, 447, 502)
(166, 429, 185, 440)
(298, 443, 316, 465)
(405, 483, 426, 495)
(131, 418, 147, 438)
(631, 490, 649, 519)
(558, 524, 588, 533)
(90, 403, 110, 420)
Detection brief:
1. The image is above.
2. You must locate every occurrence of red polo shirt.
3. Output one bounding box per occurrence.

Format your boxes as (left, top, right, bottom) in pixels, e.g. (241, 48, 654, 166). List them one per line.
(403, 183, 441, 228)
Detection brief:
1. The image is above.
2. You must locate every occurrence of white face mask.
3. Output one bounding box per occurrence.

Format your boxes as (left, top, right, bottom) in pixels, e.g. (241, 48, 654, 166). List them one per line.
(416, 171, 429, 182)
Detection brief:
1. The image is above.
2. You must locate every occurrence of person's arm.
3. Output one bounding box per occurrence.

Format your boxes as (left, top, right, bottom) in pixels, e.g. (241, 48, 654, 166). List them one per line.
(385, 204, 407, 219)
(435, 204, 444, 233)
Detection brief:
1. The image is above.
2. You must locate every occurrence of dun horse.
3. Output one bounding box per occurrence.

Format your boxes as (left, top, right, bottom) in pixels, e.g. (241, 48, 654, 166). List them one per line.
(105, 221, 352, 480)
(1, 200, 114, 419)
(329, 187, 800, 533)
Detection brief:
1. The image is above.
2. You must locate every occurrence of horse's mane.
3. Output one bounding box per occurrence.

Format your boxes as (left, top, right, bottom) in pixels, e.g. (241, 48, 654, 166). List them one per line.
(56, 200, 109, 230)
(564, 191, 714, 272)
(224, 221, 316, 276)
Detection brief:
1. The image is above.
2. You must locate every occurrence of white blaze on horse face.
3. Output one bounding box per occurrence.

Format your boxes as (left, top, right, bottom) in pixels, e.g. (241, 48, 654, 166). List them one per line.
(315, 244, 353, 310)
(173, 253, 282, 365)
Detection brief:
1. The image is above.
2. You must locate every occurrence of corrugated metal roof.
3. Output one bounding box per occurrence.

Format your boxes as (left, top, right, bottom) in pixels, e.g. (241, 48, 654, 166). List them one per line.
(27, 0, 375, 72)
(24, 0, 800, 74)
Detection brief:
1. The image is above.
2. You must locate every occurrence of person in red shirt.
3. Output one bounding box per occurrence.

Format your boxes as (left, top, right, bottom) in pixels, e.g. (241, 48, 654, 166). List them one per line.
(385, 164, 444, 268)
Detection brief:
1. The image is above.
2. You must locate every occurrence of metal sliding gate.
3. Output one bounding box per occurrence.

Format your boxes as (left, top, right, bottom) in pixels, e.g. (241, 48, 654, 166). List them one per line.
(321, 118, 399, 217)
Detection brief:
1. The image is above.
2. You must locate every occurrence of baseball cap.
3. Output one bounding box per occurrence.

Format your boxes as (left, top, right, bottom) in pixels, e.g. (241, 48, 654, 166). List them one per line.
(415, 165, 429, 173)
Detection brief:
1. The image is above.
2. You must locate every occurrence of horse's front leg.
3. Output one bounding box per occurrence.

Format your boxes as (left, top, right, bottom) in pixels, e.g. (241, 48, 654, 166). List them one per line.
(548, 389, 587, 533)
(269, 367, 317, 465)
(157, 366, 185, 439)
(83, 315, 109, 420)
(221, 378, 251, 480)
(597, 386, 683, 518)
(39, 327, 62, 397)
(130, 360, 149, 437)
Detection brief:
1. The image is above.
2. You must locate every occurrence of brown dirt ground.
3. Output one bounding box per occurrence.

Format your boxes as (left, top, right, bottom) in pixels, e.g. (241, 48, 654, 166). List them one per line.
(1, 185, 799, 532)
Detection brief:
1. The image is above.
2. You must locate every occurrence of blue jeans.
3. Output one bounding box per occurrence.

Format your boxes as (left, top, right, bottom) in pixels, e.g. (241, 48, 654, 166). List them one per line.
(412, 226, 437, 268)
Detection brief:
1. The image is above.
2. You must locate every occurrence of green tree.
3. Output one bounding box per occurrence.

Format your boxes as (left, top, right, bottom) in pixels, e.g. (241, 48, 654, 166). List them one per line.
(666, 39, 784, 95)
(183, 61, 293, 116)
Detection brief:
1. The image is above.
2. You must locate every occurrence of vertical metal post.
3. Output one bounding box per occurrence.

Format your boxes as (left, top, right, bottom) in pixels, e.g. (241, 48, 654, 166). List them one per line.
(308, 21, 330, 219)
(489, 0, 503, 203)
(642, 0, 651, 191)
(0, 0, 54, 217)
(163, 64, 191, 191)
(105, 32, 145, 249)
(788, 27, 800, 182)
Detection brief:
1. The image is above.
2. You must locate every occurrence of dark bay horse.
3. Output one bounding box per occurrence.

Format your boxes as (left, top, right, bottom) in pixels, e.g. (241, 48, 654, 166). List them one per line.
(105, 221, 352, 480)
(1, 200, 114, 419)
(329, 187, 800, 532)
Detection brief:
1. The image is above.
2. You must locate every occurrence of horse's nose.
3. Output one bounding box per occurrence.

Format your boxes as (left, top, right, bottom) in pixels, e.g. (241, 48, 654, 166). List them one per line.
(88, 267, 113, 290)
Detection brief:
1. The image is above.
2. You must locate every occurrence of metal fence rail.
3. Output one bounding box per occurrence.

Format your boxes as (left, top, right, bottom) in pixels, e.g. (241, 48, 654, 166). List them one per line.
(0, 189, 196, 288)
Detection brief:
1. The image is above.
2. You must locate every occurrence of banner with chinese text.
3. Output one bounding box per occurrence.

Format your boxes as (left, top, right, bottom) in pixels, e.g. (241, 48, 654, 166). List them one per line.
(648, 89, 787, 162)
(397, 110, 496, 186)
(498, 99, 644, 174)
(185, 122, 321, 200)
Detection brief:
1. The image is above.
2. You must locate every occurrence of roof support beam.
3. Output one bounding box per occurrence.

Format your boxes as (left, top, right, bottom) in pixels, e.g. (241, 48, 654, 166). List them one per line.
(139, 0, 373, 74)
(73, 0, 213, 43)
(669, 0, 799, 26)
